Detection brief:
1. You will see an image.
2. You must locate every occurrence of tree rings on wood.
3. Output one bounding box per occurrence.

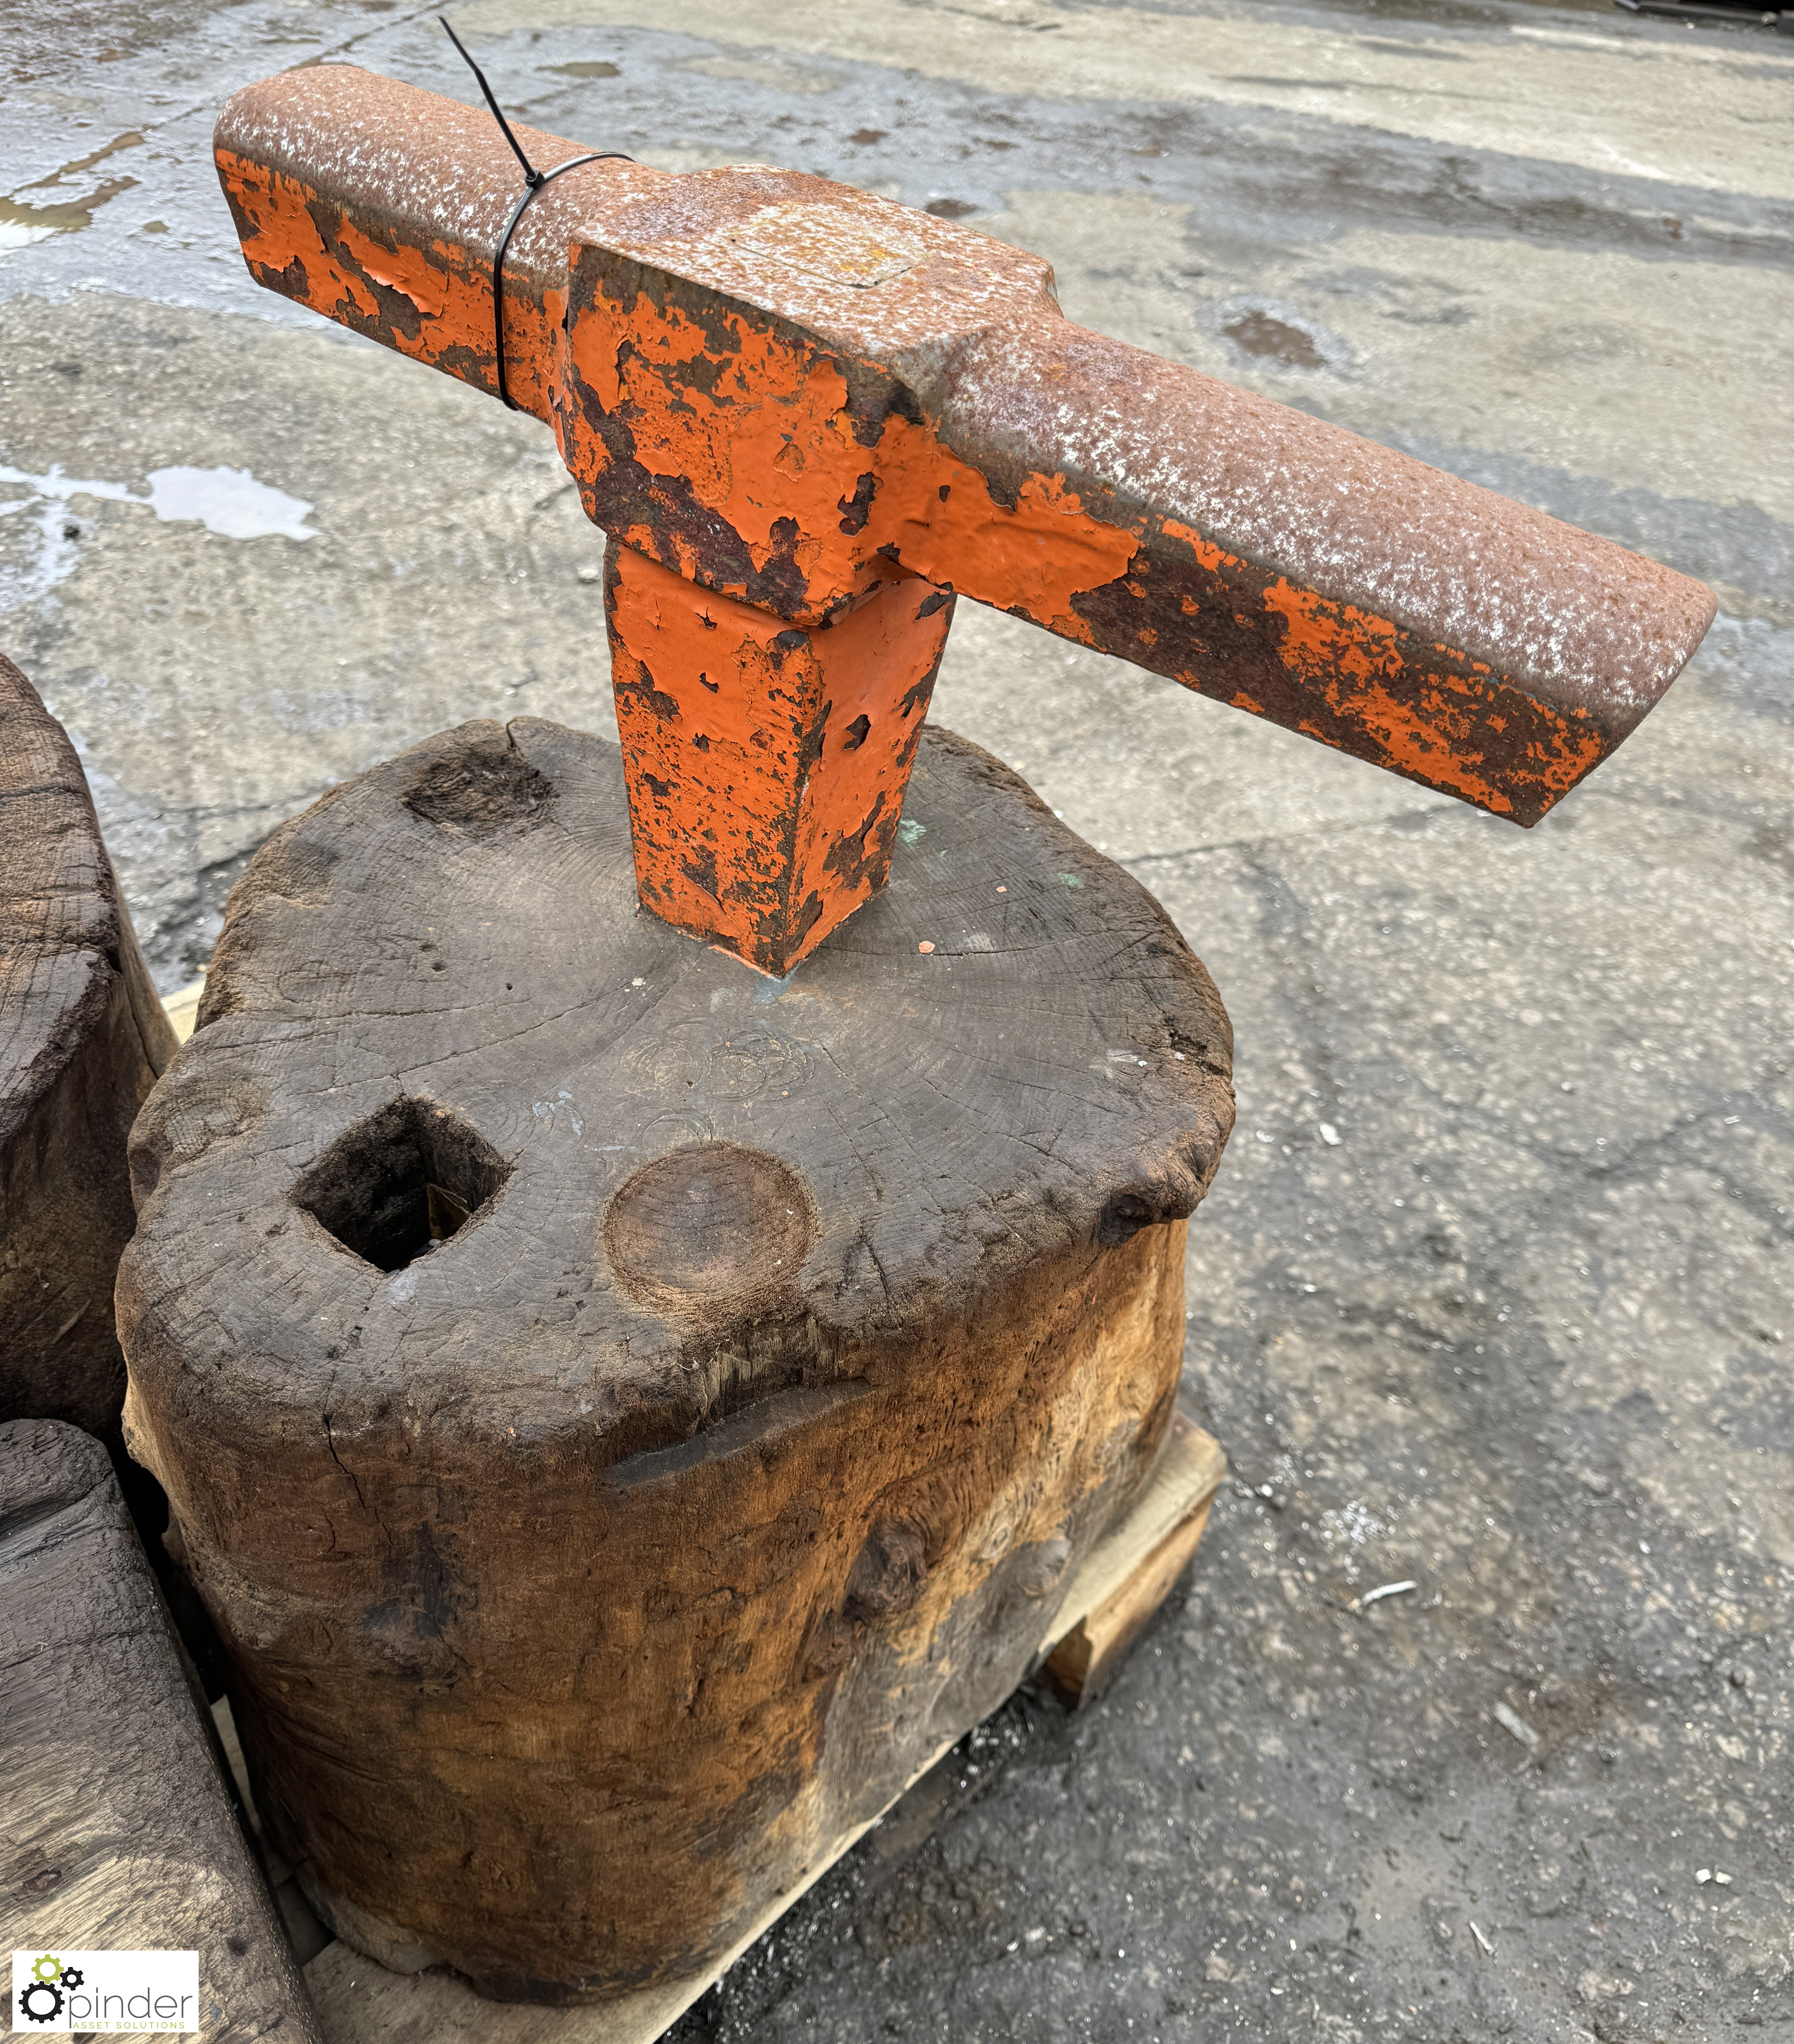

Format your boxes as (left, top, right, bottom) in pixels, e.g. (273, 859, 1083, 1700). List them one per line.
(1, 654, 176, 1438)
(603, 1142, 816, 1320)
(119, 717, 1234, 2003)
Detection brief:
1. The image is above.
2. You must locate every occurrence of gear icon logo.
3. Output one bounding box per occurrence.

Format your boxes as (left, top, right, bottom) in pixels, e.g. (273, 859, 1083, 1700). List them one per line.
(19, 1956, 68, 2025)
(18, 1977, 64, 2023)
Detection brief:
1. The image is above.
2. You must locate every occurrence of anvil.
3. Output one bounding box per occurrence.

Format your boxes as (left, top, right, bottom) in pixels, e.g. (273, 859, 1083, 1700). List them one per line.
(215, 63, 1714, 976)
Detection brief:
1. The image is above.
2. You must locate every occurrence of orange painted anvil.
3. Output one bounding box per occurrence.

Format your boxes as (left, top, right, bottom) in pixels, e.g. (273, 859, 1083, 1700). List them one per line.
(217, 63, 1714, 977)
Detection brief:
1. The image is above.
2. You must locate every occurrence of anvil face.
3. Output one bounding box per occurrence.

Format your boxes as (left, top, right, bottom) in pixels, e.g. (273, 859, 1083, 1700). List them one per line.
(559, 171, 1081, 629)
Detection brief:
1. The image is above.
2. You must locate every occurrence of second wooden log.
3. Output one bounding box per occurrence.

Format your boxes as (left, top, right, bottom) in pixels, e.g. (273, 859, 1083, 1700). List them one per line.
(0, 653, 176, 1438)
(0, 1417, 321, 2042)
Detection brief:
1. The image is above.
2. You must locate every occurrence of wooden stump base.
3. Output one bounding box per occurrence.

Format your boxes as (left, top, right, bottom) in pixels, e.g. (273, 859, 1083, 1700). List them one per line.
(232, 1414, 1224, 2044)
(120, 719, 1234, 2003)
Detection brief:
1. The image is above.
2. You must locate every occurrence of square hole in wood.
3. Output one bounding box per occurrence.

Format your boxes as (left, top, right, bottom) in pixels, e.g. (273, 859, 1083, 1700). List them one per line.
(293, 1098, 510, 1272)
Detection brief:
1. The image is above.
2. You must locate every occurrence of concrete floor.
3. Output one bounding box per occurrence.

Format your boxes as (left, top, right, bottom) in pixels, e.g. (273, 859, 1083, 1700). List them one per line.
(4, 0, 1791, 2038)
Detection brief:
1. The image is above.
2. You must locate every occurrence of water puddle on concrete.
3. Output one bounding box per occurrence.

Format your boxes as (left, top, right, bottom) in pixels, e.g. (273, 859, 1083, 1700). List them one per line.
(0, 132, 143, 250)
(0, 464, 317, 608)
(142, 466, 320, 541)
(0, 463, 318, 541)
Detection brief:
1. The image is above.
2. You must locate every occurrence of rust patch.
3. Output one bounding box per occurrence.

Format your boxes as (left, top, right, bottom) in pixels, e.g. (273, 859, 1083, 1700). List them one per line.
(1066, 531, 1614, 822)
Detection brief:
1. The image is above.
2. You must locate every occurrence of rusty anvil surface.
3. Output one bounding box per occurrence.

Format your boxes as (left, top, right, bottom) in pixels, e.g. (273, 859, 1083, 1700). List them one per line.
(215, 66, 1714, 975)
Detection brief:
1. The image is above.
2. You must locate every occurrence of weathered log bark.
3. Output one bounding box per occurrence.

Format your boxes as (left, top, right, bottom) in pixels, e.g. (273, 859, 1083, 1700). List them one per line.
(0, 654, 176, 1437)
(0, 1417, 322, 2042)
(119, 718, 1234, 2003)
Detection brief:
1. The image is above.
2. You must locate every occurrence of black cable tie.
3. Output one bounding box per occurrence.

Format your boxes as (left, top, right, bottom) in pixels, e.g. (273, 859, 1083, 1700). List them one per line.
(439, 15, 541, 185)
(439, 15, 635, 411)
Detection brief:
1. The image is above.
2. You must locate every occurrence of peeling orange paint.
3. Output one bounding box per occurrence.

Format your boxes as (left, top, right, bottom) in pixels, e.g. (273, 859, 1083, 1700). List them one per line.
(1160, 517, 1242, 578)
(564, 287, 857, 598)
(607, 545, 953, 975)
(563, 260, 1140, 634)
(215, 148, 563, 421)
(1254, 575, 1606, 806)
(332, 216, 447, 317)
(1262, 578, 1404, 688)
(865, 452, 1136, 639)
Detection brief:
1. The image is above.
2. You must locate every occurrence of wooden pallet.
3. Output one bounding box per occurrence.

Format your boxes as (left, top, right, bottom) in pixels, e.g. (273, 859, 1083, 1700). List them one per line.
(164, 974, 204, 1043)
(209, 1415, 1224, 2044)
